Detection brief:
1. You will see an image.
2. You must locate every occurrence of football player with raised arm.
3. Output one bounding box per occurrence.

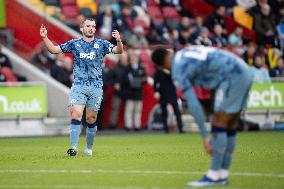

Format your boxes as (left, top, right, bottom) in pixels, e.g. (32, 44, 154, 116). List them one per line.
(40, 18, 123, 156)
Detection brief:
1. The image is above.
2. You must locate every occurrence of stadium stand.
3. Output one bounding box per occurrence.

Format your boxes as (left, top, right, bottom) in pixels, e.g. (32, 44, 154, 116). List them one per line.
(1, 0, 284, 134)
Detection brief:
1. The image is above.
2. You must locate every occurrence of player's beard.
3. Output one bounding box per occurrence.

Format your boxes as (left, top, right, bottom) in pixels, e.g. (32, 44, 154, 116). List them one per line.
(84, 30, 95, 38)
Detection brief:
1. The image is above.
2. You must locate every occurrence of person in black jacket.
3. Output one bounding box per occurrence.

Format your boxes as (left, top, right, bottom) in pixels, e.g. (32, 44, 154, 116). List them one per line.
(153, 66, 184, 133)
(108, 51, 129, 128)
(204, 5, 227, 33)
(122, 49, 146, 131)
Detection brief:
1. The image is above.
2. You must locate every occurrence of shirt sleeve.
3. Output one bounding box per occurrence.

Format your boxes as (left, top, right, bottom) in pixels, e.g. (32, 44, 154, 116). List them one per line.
(60, 39, 75, 53)
(172, 56, 208, 139)
(102, 40, 115, 56)
(183, 87, 208, 139)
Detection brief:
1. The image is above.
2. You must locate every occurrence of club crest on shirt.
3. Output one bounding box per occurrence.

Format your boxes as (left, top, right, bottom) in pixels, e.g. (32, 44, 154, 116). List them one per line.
(94, 44, 99, 49)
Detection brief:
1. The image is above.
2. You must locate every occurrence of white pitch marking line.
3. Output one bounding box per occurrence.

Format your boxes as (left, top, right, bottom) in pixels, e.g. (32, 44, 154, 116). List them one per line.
(0, 169, 283, 178)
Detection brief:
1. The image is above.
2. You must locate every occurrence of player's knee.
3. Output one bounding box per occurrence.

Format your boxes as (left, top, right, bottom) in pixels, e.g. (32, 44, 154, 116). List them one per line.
(70, 109, 83, 120)
(212, 111, 230, 128)
(86, 115, 97, 124)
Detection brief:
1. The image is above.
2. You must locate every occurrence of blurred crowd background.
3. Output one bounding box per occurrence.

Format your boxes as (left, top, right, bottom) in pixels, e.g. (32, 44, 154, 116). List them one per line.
(1, 0, 284, 131)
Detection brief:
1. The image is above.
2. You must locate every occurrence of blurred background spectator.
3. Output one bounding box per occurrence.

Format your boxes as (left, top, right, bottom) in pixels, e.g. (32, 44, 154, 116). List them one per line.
(108, 51, 129, 129)
(270, 57, 284, 78)
(10, 0, 284, 131)
(122, 49, 146, 131)
(251, 54, 271, 83)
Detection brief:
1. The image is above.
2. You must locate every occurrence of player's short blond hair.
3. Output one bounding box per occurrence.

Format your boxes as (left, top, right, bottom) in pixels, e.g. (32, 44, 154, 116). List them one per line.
(80, 18, 96, 28)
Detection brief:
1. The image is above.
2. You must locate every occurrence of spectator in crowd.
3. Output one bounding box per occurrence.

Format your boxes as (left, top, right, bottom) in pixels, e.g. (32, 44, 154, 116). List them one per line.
(253, 3, 276, 45)
(96, 63, 116, 129)
(205, 0, 237, 8)
(97, 5, 119, 41)
(210, 24, 227, 47)
(228, 26, 244, 55)
(250, 54, 271, 83)
(248, 0, 267, 16)
(160, 0, 181, 9)
(242, 42, 257, 66)
(270, 57, 284, 77)
(178, 16, 194, 45)
(166, 28, 180, 49)
(31, 46, 56, 74)
(204, 5, 227, 33)
(50, 53, 73, 87)
(108, 51, 129, 129)
(269, 0, 284, 24)
(228, 26, 243, 46)
(98, 0, 120, 16)
(147, 29, 168, 45)
(189, 16, 204, 42)
(153, 63, 184, 133)
(127, 26, 148, 47)
(119, 4, 138, 36)
(122, 49, 146, 131)
(194, 27, 213, 46)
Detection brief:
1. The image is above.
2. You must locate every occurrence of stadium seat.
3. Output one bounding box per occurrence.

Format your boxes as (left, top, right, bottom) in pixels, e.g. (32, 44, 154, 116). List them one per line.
(0, 67, 17, 82)
(62, 5, 79, 19)
(147, 0, 158, 6)
(233, 6, 253, 30)
(146, 6, 164, 25)
(76, 0, 93, 7)
(162, 6, 181, 20)
(60, 0, 76, 6)
(134, 18, 150, 34)
(33, 3, 45, 12)
(27, 0, 42, 5)
(76, 0, 97, 14)
(45, 6, 58, 15)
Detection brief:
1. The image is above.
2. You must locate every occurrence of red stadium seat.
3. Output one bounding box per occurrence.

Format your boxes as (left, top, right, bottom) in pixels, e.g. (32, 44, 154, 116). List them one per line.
(0, 67, 17, 82)
(139, 51, 155, 77)
(60, 0, 76, 6)
(134, 18, 150, 34)
(62, 5, 79, 19)
(162, 6, 181, 20)
(146, 6, 164, 25)
(147, 0, 158, 6)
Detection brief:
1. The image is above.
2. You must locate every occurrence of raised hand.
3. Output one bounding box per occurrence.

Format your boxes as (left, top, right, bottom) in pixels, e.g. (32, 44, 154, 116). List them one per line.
(112, 30, 121, 42)
(40, 24, 47, 38)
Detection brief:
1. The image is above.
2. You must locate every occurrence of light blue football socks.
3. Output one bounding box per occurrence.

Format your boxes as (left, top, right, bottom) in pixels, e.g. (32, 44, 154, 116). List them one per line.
(210, 126, 227, 171)
(222, 129, 237, 170)
(86, 122, 97, 149)
(70, 119, 81, 149)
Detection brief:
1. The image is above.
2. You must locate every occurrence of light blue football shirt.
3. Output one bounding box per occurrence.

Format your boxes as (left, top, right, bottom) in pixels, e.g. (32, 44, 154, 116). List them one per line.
(60, 38, 114, 83)
(172, 46, 251, 138)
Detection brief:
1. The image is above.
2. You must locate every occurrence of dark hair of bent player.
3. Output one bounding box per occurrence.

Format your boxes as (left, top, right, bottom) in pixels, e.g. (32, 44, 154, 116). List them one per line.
(151, 48, 170, 66)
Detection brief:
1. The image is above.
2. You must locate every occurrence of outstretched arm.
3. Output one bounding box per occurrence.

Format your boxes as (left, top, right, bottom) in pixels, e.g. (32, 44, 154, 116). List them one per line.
(183, 87, 208, 139)
(40, 24, 62, 54)
(111, 30, 123, 54)
(183, 87, 213, 154)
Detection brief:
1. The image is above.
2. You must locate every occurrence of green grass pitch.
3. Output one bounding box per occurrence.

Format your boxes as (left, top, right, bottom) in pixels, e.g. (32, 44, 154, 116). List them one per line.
(0, 131, 283, 189)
